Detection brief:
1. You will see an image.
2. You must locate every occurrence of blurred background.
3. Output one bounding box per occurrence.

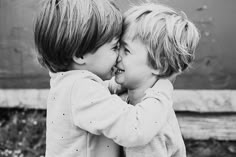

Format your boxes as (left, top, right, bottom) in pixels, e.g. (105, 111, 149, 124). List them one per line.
(0, 0, 236, 156)
(1, 0, 236, 89)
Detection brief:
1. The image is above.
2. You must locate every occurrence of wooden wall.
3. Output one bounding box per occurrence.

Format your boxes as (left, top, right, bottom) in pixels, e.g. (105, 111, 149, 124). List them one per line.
(0, 0, 236, 89)
(1, 0, 236, 140)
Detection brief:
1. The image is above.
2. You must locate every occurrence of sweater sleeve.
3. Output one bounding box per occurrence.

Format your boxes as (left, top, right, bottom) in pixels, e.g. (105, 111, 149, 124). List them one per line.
(70, 79, 173, 147)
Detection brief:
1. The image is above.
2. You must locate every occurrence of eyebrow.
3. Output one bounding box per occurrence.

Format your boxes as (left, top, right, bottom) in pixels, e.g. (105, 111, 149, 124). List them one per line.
(121, 40, 133, 52)
(121, 40, 135, 54)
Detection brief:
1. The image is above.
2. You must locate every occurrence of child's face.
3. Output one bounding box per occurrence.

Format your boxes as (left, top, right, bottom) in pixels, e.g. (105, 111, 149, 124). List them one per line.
(84, 38, 120, 80)
(115, 37, 157, 89)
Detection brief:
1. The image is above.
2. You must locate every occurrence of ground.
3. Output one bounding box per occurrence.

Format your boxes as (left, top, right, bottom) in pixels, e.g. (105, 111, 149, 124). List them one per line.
(0, 108, 236, 157)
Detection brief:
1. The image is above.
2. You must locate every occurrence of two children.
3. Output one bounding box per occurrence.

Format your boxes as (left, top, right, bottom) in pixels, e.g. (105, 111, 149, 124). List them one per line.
(34, 0, 182, 157)
(115, 2, 200, 157)
(34, 0, 200, 157)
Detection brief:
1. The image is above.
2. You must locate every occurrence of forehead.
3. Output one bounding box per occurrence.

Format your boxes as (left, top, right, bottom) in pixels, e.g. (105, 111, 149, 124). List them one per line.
(121, 37, 142, 47)
(123, 38, 149, 56)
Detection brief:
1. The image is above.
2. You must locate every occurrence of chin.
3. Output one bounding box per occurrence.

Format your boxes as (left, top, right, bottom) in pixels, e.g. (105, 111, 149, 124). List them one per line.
(104, 75, 113, 81)
(103, 72, 114, 80)
(114, 76, 123, 85)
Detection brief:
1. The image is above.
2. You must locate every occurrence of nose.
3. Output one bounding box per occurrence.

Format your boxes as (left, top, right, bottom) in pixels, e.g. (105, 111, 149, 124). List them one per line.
(116, 48, 123, 64)
(118, 47, 126, 58)
(116, 53, 121, 63)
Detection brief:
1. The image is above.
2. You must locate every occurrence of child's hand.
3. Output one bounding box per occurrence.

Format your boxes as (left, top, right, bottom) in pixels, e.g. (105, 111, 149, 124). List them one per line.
(149, 79, 173, 100)
(115, 84, 128, 95)
(152, 79, 173, 91)
(166, 72, 181, 84)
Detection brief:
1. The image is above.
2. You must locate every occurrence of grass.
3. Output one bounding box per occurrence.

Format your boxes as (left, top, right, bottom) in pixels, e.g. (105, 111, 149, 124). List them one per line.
(0, 108, 236, 157)
(0, 108, 45, 157)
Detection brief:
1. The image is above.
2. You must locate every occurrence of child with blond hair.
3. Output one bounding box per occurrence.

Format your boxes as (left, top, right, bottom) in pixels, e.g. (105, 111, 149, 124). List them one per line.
(115, 2, 200, 157)
(34, 0, 178, 156)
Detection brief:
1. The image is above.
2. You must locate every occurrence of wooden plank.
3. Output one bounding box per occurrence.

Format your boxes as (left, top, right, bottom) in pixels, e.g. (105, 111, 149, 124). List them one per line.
(1, 74, 236, 89)
(0, 75, 50, 89)
(173, 90, 236, 112)
(0, 89, 236, 112)
(0, 89, 48, 109)
(174, 74, 236, 90)
(177, 113, 236, 140)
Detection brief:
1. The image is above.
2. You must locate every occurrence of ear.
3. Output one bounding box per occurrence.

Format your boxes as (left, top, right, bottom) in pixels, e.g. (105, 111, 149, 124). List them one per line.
(73, 56, 86, 65)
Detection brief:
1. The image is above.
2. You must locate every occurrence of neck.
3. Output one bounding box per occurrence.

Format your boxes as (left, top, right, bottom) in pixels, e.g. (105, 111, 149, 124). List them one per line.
(128, 76, 158, 105)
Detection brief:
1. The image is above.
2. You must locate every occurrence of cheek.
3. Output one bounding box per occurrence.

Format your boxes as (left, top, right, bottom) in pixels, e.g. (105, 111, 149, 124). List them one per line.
(124, 59, 139, 73)
(105, 54, 118, 70)
(125, 61, 150, 78)
(109, 52, 118, 63)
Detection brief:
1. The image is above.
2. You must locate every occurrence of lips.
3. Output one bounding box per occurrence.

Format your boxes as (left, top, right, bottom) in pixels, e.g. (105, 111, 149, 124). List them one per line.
(115, 66, 125, 75)
(117, 69, 124, 73)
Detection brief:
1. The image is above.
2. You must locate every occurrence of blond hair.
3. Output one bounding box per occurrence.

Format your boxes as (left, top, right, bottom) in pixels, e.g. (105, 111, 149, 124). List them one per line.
(123, 2, 200, 77)
(34, 0, 122, 72)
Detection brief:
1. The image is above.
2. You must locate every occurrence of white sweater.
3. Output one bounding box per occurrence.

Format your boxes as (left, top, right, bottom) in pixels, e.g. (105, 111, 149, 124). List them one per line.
(45, 70, 183, 157)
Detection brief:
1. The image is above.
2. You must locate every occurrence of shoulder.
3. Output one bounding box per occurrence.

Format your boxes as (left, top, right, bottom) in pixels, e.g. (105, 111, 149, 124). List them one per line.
(58, 70, 107, 91)
(71, 77, 111, 101)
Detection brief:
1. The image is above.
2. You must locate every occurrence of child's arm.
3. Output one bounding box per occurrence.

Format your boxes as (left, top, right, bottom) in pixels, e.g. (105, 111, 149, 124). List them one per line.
(71, 79, 172, 147)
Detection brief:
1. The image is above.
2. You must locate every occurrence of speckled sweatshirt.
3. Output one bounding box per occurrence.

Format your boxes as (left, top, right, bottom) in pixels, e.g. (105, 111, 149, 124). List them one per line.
(123, 97, 186, 157)
(45, 70, 184, 157)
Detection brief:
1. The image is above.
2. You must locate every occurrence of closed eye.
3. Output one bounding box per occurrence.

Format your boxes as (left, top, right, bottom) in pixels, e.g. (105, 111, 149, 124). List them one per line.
(112, 45, 119, 51)
(124, 47, 130, 54)
(112, 42, 120, 51)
